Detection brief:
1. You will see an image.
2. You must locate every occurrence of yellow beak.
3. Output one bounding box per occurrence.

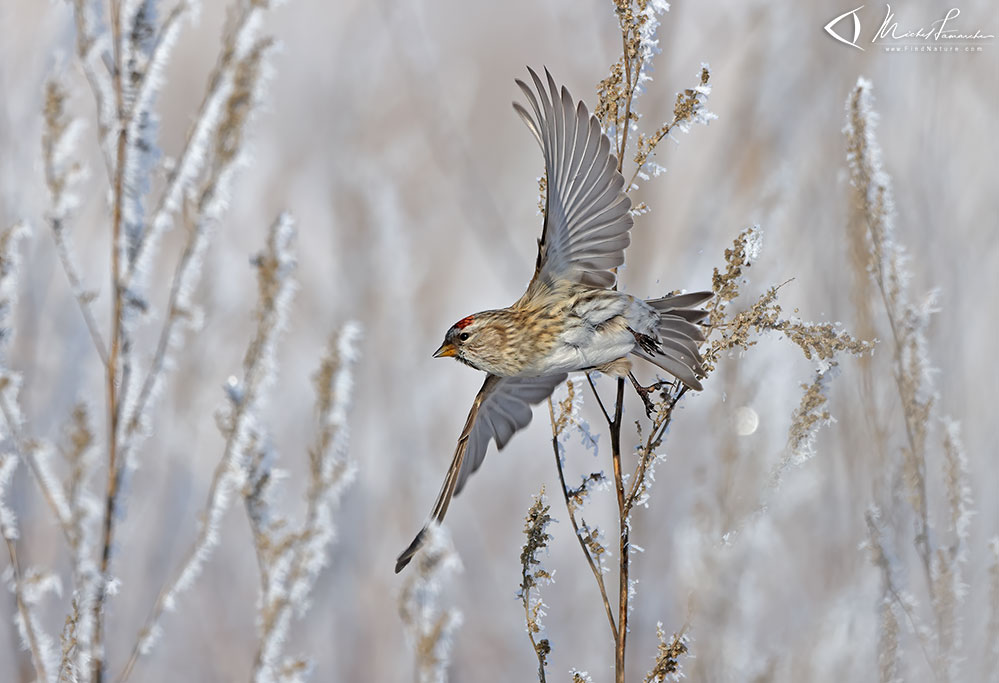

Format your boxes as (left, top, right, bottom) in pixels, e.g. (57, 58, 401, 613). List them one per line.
(433, 341, 457, 358)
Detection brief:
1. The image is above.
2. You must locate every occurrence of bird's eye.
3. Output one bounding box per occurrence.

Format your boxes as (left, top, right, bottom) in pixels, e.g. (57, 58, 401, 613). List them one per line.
(458, 332, 470, 342)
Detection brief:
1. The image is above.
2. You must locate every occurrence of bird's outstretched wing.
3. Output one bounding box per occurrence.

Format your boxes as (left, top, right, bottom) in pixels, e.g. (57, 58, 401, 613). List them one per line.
(514, 67, 633, 291)
(395, 372, 567, 573)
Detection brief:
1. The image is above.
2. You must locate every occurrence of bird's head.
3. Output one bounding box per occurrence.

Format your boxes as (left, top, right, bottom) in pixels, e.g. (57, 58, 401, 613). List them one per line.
(433, 313, 507, 372)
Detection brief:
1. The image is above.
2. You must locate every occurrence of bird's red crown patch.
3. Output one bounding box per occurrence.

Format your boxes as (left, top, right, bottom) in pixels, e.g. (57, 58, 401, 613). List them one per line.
(454, 315, 475, 330)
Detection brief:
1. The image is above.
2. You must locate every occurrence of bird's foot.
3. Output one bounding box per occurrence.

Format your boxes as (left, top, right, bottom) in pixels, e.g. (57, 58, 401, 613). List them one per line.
(628, 373, 667, 418)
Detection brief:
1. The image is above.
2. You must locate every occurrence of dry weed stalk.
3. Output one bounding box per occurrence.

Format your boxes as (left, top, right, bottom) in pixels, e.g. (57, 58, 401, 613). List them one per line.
(121, 213, 294, 680)
(845, 77, 976, 683)
(0, 223, 58, 681)
(642, 624, 689, 683)
(244, 323, 360, 683)
(519, 488, 555, 682)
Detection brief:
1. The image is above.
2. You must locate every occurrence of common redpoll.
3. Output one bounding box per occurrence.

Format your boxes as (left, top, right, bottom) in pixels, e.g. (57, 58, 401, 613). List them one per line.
(396, 68, 710, 573)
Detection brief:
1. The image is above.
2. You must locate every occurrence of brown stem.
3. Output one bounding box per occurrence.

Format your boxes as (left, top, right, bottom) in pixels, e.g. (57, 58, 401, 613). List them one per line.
(94, 2, 126, 679)
(585, 372, 613, 424)
(0, 394, 74, 543)
(625, 386, 687, 516)
(610, 378, 627, 683)
(618, 35, 632, 173)
(547, 398, 618, 643)
(522, 562, 548, 683)
(626, 118, 677, 190)
(4, 537, 49, 682)
(49, 219, 109, 366)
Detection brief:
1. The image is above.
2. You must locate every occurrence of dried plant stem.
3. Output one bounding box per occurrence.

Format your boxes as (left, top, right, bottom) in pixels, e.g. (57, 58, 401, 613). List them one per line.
(585, 373, 613, 424)
(250, 429, 354, 681)
(610, 27, 638, 679)
(874, 276, 933, 583)
(118, 215, 294, 682)
(50, 220, 108, 366)
(125, 0, 261, 285)
(609, 378, 628, 683)
(618, 34, 635, 168)
(69, 0, 115, 177)
(522, 572, 548, 683)
(548, 398, 618, 643)
(626, 386, 686, 513)
(118, 348, 265, 682)
(626, 118, 674, 189)
(93, 1, 128, 676)
(3, 537, 49, 682)
(249, 505, 313, 678)
(126, 200, 210, 440)
(846, 82, 944, 647)
(862, 190, 934, 582)
(0, 393, 73, 542)
(866, 510, 939, 677)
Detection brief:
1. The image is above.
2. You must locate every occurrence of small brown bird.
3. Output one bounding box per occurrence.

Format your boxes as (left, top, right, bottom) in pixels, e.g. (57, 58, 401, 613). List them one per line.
(395, 68, 710, 572)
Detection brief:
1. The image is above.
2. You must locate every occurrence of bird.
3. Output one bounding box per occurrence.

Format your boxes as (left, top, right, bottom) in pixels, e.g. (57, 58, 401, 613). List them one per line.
(395, 67, 711, 573)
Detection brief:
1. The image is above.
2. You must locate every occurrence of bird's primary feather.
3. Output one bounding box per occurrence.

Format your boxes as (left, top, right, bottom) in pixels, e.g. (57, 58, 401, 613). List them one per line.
(515, 67, 634, 293)
(394, 373, 566, 573)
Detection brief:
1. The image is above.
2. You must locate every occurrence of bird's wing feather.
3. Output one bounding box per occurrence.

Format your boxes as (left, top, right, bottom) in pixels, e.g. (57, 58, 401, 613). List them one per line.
(514, 67, 633, 291)
(395, 373, 567, 573)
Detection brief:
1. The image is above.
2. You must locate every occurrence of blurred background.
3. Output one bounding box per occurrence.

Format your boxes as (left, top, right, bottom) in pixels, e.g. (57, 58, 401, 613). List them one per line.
(0, 0, 996, 680)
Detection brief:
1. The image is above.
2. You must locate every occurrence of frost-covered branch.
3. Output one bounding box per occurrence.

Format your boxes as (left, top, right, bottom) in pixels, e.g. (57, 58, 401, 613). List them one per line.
(124, 35, 276, 448)
(126, 0, 270, 286)
(42, 75, 108, 366)
(247, 323, 360, 683)
(548, 385, 616, 644)
(3, 523, 53, 683)
(846, 77, 975, 683)
(642, 624, 689, 683)
(118, 213, 298, 682)
(519, 489, 554, 682)
(846, 78, 935, 575)
(0, 221, 58, 681)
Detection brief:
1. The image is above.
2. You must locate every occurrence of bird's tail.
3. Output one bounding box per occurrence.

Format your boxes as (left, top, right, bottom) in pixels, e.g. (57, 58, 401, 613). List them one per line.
(634, 291, 713, 390)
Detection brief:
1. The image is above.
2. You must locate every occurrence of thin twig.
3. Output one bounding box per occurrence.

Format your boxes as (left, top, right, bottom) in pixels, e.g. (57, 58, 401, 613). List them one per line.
(93, 2, 127, 678)
(117, 346, 269, 683)
(609, 377, 628, 683)
(0, 394, 74, 544)
(624, 386, 687, 515)
(3, 537, 49, 683)
(547, 398, 618, 643)
(49, 220, 109, 366)
(585, 372, 613, 424)
(618, 34, 633, 172)
(117, 215, 295, 682)
(69, 0, 116, 179)
(626, 118, 675, 190)
(125, 213, 198, 438)
(125, 0, 261, 286)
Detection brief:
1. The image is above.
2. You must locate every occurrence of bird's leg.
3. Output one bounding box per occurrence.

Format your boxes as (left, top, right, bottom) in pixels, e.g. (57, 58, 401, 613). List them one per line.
(628, 372, 665, 418)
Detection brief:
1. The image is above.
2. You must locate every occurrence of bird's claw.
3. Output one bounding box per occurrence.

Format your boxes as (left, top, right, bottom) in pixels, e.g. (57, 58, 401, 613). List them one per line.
(628, 373, 666, 418)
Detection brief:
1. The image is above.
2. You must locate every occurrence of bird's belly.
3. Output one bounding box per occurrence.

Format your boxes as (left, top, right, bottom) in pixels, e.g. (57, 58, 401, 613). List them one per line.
(516, 327, 635, 377)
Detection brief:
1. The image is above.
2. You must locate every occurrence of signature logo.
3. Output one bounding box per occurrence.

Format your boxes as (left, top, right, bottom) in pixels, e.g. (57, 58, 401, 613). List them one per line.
(824, 6, 866, 50)
(824, 5, 995, 50)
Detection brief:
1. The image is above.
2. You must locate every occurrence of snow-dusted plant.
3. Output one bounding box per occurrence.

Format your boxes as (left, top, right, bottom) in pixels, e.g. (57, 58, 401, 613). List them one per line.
(1, 2, 358, 682)
(846, 76, 975, 683)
